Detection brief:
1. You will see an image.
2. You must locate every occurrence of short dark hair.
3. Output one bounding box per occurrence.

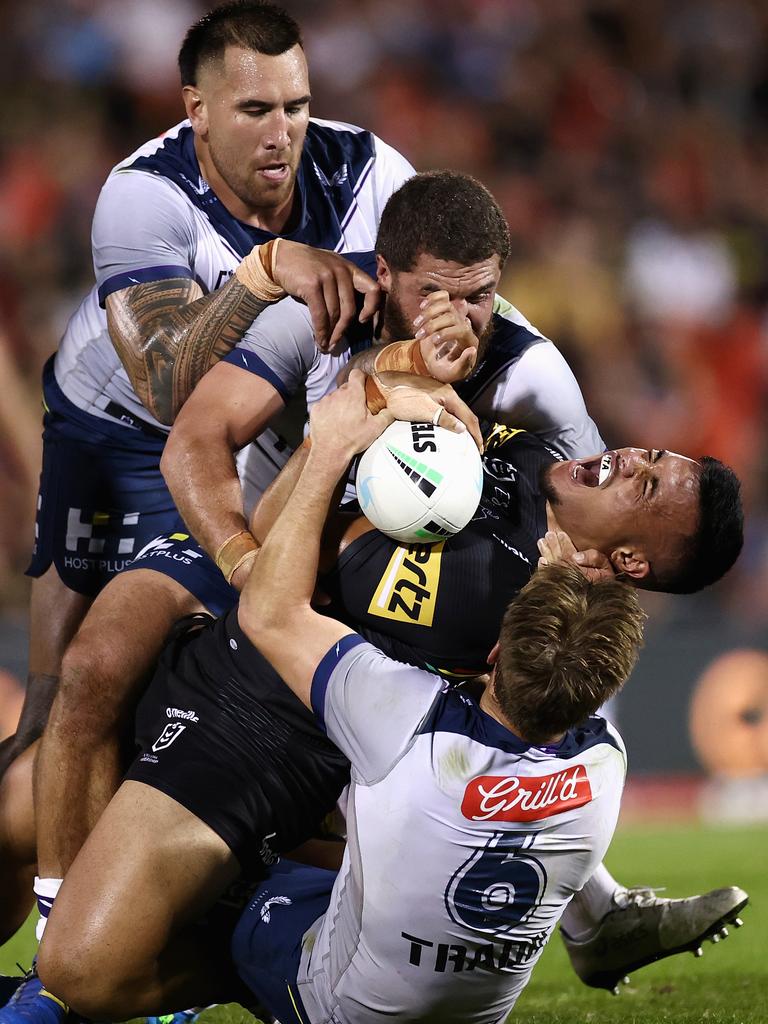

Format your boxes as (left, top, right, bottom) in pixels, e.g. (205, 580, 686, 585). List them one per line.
(178, 1, 302, 87)
(646, 456, 744, 595)
(495, 563, 645, 744)
(375, 171, 511, 273)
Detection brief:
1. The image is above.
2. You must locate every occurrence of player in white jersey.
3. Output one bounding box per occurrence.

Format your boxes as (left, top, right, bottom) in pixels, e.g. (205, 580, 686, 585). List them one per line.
(7, 0, 409, 783)
(221, 376, 645, 1023)
(3, 0, 416, 949)
(33, 376, 645, 1020)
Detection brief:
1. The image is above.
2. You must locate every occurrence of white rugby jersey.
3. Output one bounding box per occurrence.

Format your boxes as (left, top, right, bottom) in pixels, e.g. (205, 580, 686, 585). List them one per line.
(229, 289, 603, 512)
(53, 117, 414, 434)
(297, 636, 626, 1024)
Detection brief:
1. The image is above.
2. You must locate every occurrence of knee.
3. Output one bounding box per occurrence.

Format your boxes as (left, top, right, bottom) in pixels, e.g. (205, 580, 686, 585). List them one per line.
(55, 635, 127, 728)
(38, 932, 137, 1019)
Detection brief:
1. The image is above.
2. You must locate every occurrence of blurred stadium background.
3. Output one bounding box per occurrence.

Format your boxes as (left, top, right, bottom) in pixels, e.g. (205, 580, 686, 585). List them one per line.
(1, 1, 767, 821)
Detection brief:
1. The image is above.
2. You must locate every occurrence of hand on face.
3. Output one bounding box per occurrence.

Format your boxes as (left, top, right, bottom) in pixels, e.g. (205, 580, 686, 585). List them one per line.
(537, 530, 617, 584)
(413, 290, 479, 383)
(272, 242, 381, 351)
(309, 370, 394, 462)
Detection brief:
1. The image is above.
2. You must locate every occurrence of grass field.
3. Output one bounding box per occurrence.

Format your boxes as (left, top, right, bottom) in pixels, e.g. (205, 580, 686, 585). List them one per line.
(1, 823, 765, 1023)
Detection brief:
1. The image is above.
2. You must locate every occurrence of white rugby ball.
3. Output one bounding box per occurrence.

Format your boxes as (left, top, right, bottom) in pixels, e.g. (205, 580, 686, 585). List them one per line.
(356, 420, 483, 544)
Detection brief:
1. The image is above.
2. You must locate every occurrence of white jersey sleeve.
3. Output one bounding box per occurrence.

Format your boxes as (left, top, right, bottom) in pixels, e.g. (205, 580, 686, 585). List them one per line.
(366, 133, 416, 223)
(310, 635, 444, 784)
(489, 338, 604, 457)
(92, 170, 196, 305)
(223, 297, 317, 402)
(463, 296, 605, 459)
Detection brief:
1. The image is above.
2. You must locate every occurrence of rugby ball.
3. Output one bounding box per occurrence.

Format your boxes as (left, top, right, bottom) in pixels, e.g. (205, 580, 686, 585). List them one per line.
(355, 420, 483, 544)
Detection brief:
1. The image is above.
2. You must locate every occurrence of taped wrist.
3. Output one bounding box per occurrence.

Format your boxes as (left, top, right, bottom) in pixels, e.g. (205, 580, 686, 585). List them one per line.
(234, 238, 286, 301)
(372, 339, 429, 377)
(365, 373, 387, 414)
(215, 530, 260, 584)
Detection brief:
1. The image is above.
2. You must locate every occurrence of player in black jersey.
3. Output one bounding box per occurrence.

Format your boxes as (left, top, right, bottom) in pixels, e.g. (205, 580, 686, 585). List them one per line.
(34, 375, 745, 1018)
(324, 424, 557, 678)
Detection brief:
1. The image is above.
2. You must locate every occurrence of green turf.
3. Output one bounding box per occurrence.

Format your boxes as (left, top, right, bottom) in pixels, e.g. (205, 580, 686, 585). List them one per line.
(2, 823, 765, 1022)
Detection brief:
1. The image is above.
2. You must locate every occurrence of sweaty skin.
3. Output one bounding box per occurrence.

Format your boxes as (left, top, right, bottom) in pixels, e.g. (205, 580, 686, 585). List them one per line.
(545, 448, 701, 582)
(186, 45, 310, 231)
(345, 252, 502, 385)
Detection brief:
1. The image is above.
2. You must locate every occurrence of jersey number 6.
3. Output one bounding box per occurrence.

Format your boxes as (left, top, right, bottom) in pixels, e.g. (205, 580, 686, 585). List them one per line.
(444, 831, 546, 934)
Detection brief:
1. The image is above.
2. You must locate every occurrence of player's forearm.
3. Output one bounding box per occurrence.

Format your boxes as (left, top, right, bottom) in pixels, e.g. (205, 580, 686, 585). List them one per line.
(337, 345, 378, 383)
(160, 429, 248, 561)
(249, 439, 312, 545)
(245, 446, 346, 627)
(108, 275, 273, 425)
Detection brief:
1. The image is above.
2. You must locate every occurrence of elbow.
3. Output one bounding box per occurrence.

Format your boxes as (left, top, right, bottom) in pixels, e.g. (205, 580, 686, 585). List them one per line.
(160, 426, 191, 487)
(238, 582, 276, 646)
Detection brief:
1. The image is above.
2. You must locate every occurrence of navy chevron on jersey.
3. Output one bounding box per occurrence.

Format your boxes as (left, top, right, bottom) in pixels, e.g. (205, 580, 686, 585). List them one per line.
(53, 118, 414, 436)
(323, 428, 561, 678)
(291, 638, 626, 1024)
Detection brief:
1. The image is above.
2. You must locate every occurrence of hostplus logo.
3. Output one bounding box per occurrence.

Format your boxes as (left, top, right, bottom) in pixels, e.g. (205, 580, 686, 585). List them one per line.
(133, 534, 204, 565)
(63, 508, 140, 574)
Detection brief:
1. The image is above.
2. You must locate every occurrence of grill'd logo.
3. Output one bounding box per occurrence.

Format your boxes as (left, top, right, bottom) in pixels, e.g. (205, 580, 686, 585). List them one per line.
(462, 764, 592, 822)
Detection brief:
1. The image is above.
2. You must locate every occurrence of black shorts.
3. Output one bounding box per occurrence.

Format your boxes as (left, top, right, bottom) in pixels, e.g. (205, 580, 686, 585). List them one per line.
(128, 610, 350, 873)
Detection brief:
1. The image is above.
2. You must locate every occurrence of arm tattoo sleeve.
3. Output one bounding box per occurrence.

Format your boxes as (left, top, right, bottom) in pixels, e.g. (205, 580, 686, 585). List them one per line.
(106, 275, 271, 425)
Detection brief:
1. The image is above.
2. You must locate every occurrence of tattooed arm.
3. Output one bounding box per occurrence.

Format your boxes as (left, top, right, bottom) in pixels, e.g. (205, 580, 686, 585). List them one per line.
(106, 274, 270, 426)
(106, 242, 381, 426)
(160, 296, 319, 585)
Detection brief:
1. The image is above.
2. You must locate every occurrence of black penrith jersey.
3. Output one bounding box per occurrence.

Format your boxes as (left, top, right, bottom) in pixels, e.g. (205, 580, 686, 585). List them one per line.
(323, 426, 564, 679)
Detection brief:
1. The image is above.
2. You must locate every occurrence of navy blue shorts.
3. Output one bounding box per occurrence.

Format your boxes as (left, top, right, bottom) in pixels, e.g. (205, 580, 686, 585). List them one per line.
(121, 532, 237, 617)
(232, 860, 337, 1024)
(26, 358, 238, 615)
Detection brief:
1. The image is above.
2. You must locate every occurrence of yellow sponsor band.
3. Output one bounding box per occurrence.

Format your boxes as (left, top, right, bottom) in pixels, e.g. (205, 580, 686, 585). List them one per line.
(368, 542, 444, 627)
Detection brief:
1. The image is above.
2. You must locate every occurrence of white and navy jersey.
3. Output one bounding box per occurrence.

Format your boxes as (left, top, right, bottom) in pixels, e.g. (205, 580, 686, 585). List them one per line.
(298, 637, 626, 1024)
(53, 118, 414, 435)
(228, 293, 603, 502)
(455, 297, 603, 459)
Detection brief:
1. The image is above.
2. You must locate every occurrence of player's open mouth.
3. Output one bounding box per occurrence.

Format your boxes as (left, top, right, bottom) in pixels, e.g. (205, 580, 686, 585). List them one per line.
(258, 163, 290, 182)
(571, 452, 615, 488)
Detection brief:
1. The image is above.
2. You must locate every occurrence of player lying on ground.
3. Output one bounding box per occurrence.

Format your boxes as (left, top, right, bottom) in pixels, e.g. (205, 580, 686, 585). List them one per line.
(23, 374, 746, 1021)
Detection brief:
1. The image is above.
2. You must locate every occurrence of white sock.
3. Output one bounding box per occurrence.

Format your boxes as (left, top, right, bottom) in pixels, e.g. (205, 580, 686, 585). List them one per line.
(560, 863, 626, 941)
(34, 876, 63, 942)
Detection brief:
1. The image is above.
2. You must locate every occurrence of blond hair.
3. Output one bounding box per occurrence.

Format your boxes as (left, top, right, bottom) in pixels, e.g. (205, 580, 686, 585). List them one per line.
(495, 563, 646, 743)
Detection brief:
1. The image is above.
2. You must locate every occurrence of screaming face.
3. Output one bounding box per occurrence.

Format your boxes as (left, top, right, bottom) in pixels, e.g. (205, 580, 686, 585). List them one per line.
(544, 448, 702, 582)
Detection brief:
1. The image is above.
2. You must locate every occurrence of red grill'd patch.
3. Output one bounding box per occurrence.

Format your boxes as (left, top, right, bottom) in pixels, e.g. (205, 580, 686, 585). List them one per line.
(462, 764, 592, 822)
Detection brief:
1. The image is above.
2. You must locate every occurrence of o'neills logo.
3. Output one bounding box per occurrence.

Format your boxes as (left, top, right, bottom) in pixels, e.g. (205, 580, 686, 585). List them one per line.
(461, 765, 592, 822)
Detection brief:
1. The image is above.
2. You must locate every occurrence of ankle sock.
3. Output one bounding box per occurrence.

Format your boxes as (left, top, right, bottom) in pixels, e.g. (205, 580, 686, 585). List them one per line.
(33, 877, 62, 942)
(560, 863, 626, 941)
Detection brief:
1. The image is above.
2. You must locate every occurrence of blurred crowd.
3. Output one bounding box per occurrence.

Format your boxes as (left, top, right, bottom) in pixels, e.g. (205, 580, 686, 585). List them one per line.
(1, 0, 768, 635)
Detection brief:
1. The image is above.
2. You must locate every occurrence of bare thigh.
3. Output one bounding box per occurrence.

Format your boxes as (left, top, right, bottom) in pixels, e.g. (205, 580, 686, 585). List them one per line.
(38, 780, 241, 1019)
